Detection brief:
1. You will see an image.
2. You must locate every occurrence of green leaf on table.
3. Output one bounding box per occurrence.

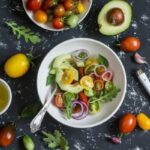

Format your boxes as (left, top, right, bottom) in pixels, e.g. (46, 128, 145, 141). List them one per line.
(5, 21, 41, 44)
(20, 103, 40, 118)
(98, 54, 109, 67)
(42, 130, 69, 150)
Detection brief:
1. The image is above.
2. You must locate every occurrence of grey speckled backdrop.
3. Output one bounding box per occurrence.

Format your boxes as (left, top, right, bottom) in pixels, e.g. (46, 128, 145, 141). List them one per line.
(0, 0, 150, 150)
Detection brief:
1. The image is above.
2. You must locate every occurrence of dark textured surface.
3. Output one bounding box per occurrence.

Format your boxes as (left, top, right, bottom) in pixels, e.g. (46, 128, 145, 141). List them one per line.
(0, 0, 150, 149)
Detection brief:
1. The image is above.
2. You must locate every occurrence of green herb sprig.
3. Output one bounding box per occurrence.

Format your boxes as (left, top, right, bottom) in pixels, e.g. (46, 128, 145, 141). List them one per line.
(5, 21, 41, 44)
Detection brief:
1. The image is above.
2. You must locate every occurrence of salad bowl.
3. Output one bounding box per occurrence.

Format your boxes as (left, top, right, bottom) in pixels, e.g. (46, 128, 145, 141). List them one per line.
(37, 38, 127, 128)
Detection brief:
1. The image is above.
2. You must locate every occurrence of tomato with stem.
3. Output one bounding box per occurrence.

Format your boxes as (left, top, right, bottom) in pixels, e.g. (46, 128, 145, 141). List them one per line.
(26, 0, 41, 11)
(54, 4, 65, 17)
(63, 0, 74, 10)
(52, 17, 64, 29)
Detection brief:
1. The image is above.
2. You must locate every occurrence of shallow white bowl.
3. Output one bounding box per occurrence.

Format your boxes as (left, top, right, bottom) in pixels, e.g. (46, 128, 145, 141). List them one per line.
(0, 79, 12, 115)
(37, 38, 127, 128)
(22, 0, 93, 31)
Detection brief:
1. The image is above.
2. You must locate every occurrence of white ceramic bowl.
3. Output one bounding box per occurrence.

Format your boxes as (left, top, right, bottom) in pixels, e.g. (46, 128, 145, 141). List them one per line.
(0, 79, 12, 115)
(22, 0, 93, 31)
(37, 38, 127, 128)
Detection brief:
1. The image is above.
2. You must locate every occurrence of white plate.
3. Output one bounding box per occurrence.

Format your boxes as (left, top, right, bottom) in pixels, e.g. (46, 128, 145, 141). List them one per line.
(37, 38, 127, 128)
(22, 0, 93, 31)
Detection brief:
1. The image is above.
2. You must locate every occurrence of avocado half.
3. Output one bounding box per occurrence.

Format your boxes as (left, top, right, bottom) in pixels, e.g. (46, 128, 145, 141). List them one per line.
(98, 0, 132, 36)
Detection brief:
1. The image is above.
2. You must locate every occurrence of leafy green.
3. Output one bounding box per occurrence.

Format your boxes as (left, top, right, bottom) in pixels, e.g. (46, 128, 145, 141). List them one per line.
(42, 130, 69, 150)
(98, 54, 109, 67)
(20, 103, 40, 118)
(46, 74, 56, 86)
(63, 92, 76, 119)
(90, 86, 120, 104)
(5, 21, 41, 44)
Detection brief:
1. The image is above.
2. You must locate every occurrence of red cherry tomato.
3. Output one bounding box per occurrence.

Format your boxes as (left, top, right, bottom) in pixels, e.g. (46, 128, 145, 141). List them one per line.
(52, 17, 64, 29)
(79, 92, 88, 104)
(54, 4, 65, 17)
(26, 0, 41, 11)
(119, 113, 137, 134)
(42, 0, 57, 10)
(120, 37, 141, 52)
(0, 123, 16, 147)
(63, 0, 74, 10)
(53, 93, 64, 108)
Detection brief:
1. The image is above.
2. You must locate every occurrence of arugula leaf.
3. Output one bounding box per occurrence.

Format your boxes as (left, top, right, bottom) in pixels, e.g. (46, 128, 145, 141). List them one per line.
(90, 86, 120, 103)
(5, 21, 41, 44)
(63, 92, 76, 119)
(98, 54, 109, 67)
(20, 103, 40, 118)
(46, 74, 56, 86)
(42, 130, 69, 150)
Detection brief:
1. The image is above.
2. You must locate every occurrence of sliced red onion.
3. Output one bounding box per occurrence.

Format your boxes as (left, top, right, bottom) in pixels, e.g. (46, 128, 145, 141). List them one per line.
(72, 100, 89, 120)
(72, 101, 84, 119)
(134, 53, 148, 65)
(94, 65, 107, 77)
(101, 71, 113, 81)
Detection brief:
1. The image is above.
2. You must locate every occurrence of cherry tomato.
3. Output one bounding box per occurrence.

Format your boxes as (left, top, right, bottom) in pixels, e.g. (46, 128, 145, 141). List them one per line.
(136, 113, 150, 130)
(42, 0, 57, 10)
(120, 37, 141, 52)
(54, 4, 65, 17)
(80, 76, 94, 90)
(62, 68, 74, 84)
(34, 10, 48, 23)
(63, 0, 74, 10)
(119, 113, 137, 134)
(94, 79, 104, 91)
(78, 67, 84, 78)
(52, 17, 64, 29)
(76, 1, 85, 14)
(26, 0, 41, 11)
(79, 92, 88, 104)
(53, 93, 64, 108)
(0, 123, 15, 147)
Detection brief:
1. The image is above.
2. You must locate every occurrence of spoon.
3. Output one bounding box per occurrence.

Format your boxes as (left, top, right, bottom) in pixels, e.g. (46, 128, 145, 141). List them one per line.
(30, 84, 57, 133)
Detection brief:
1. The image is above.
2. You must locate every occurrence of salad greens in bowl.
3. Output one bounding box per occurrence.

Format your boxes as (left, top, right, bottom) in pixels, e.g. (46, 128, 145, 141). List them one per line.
(37, 38, 126, 128)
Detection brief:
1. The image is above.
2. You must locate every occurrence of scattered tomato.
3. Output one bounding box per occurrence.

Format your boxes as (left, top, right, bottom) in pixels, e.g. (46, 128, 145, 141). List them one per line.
(0, 123, 15, 147)
(4, 53, 30, 78)
(52, 17, 64, 29)
(80, 76, 94, 90)
(34, 10, 48, 23)
(62, 68, 74, 84)
(54, 4, 65, 17)
(79, 92, 88, 104)
(63, 0, 74, 10)
(120, 37, 141, 52)
(53, 93, 64, 108)
(26, 0, 41, 11)
(94, 79, 104, 91)
(42, 0, 57, 10)
(119, 113, 137, 134)
(136, 113, 150, 130)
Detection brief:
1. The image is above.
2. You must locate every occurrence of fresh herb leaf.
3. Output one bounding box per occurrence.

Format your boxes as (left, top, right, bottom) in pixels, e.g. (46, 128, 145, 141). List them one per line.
(90, 86, 120, 103)
(20, 103, 40, 118)
(42, 130, 69, 150)
(98, 54, 109, 67)
(63, 92, 76, 119)
(46, 74, 56, 86)
(5, 21, 41, 44)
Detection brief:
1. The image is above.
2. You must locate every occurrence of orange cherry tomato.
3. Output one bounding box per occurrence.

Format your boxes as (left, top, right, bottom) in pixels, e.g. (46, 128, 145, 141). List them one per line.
(94, 79, 104, 91)
(0, 123, 15, 147)
(63, 0, 74, 10)
(53, 93, 64, 108)
(79, 92, 88, 104)
(34, 10, 48, 23)
(54, 4, 65, 17)
(52, 17, 64, 29)
(120, 37, 141, 52)
(119, 113, 137, 134)
(26, 0, 41, 11)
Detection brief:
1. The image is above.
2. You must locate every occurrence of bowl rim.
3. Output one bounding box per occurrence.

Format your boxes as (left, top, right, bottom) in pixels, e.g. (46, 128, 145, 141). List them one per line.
(22, 0, 93, 31)
(0, 78, 12, 115)
(37, 38, 127, 128)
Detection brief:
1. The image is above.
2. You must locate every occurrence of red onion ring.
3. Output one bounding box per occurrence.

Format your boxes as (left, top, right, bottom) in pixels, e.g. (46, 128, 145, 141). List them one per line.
(94, 65, 107, 77)
(101, 71, 113, 81)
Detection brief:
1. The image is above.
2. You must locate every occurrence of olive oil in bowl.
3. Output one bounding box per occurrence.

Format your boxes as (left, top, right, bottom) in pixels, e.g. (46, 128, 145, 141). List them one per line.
(0, 79, 12, 114)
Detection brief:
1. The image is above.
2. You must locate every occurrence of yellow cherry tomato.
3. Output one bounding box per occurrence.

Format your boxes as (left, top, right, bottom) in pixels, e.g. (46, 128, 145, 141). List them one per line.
(62, 68, 74, 84)
(77, 1, 85, 14)
(4, 53, 30, 78)
(136, 113, 150, 130)
(85, 58, 98, 66)
(80, 76, 94, 90)
(34, 10, 48, 23)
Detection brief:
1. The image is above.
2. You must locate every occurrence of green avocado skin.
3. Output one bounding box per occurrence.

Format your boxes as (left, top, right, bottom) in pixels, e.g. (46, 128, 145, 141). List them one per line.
(98, 0, 132, 36)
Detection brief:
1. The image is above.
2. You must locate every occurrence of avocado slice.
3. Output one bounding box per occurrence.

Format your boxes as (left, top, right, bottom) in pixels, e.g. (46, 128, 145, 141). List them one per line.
(98, 0, 132, 36)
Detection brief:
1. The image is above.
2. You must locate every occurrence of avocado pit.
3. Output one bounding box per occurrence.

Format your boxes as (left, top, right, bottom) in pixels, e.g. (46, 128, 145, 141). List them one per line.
(106, 8, 124, 26)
